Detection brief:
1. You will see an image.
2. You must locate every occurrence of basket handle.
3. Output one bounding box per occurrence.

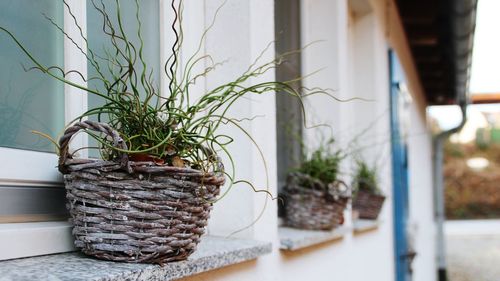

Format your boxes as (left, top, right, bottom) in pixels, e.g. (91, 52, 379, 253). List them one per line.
(326, 179, 350, 200)
(58, 120, 129, 173)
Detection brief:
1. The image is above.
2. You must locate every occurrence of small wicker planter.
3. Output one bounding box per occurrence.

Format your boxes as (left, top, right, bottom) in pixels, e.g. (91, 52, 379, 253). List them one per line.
(283, 173, 349, 231)
(352, 190, 385, 220)
(58, 121, 225, 264)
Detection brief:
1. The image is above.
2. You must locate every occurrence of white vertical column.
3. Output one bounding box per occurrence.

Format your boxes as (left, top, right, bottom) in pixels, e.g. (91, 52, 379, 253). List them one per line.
(247, 3, 281, 279)
(300, 0, 349, 149)
(203, 0, 278, 244)
(64, 0, 88, 157)
(348, 10, 379, 162)
(300, 0, 351, 205)
(248, 0, 278, 243)
(334, 0, 353, 208)
(204, 0, 255, 239)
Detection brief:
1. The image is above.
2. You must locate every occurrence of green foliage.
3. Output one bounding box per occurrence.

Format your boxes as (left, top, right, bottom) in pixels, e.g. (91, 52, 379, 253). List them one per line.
(297, 139, 343, 185)
(352, 159, 379, 194)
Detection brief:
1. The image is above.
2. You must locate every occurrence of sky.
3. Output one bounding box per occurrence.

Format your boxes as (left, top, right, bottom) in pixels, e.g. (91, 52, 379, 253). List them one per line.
(429, 0, 500, 130)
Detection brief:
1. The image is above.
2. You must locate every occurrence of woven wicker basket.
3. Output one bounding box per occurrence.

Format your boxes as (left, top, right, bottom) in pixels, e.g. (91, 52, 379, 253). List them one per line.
(352, 190, 385, 220)
(58, 121, 225, 264)
(283, 173, 349, 231)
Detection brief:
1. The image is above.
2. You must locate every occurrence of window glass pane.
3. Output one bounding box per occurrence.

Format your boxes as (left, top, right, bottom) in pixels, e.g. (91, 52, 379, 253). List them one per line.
(0, 1, 64, 153)
(86, 0, 160, 156)
(275, 0, 303, 217)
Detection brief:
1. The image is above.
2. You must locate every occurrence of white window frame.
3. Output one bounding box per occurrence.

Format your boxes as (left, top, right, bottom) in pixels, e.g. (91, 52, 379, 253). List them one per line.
(0, 0, 174, 260)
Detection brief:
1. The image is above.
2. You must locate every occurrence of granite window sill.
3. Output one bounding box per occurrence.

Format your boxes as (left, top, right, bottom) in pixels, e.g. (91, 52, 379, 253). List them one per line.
(279, 226, 350, 251)
(353, 219, 381, 234)
(0, 235, 272, 281)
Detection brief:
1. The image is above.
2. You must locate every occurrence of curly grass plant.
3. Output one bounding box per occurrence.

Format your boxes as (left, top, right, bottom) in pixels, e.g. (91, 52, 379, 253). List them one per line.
(352, 159, 380, 195)
(0, 0, 340, 200)
(296, 139, 344, 189)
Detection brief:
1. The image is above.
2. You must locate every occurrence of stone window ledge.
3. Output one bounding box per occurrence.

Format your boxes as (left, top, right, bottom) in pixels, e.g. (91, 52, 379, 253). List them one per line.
(353, 219, 381, 234)
(0, 235, 272, 281)
(279, 226, 350, 251)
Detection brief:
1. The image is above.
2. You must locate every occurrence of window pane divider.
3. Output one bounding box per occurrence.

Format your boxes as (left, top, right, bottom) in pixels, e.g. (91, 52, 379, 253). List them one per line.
(64, 0, 88, 158)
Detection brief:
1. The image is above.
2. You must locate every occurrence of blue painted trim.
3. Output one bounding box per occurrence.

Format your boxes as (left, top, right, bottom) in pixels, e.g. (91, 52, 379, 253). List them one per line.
(389, 50, 410, 281)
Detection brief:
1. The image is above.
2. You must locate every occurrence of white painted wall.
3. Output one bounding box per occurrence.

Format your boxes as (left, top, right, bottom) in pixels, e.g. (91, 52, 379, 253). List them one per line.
(178, 0, 436, 281)
(408, 104, 437, 281)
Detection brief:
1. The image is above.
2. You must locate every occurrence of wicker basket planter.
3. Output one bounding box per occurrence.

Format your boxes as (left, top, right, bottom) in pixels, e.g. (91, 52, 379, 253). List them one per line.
(352, 190, 385, 220)
(283, 173, 349, 231)
(58, 121, 225, 264)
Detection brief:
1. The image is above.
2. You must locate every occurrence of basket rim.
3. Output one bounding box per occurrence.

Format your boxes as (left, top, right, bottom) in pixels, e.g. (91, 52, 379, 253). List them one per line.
(284, 172, 351, 199)
(354, 189, 386, 199)
(57, 120, 225, 182)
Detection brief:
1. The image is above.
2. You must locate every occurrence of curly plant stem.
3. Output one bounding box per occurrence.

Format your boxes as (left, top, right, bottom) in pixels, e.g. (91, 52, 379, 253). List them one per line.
(168, 0, 180, 108)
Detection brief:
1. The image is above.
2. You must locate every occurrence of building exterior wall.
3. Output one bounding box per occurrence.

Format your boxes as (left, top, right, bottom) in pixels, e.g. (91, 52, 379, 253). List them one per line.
(178, 0, 436, 281)
(0, 0, 436, 280)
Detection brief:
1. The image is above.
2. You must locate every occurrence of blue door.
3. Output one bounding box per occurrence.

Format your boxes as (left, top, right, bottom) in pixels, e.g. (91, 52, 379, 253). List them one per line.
(389, 50, 412, 281)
